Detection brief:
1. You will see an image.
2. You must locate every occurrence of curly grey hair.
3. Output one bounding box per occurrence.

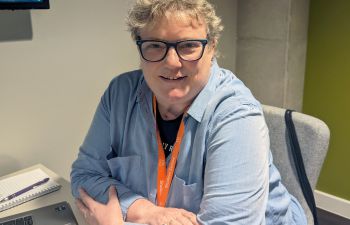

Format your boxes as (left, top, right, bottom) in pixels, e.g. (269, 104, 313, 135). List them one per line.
(126, 0, 223, 46)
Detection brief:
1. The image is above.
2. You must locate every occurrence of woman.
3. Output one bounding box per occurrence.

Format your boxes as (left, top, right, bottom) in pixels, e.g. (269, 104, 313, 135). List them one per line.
(71, 0, 307, 224)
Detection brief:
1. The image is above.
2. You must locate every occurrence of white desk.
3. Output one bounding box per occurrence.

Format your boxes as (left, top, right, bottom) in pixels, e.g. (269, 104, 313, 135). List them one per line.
(0, 164, 88, 225)
(0, 164, 144, 225)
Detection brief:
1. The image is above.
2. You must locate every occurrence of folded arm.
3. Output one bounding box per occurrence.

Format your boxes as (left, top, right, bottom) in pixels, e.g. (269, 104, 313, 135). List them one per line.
(70, 88, 144, 217)
(197, 102, 270, 224)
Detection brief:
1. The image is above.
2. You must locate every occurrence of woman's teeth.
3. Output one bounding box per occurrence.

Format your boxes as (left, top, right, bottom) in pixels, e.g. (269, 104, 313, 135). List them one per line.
(162, 76, 185, 80)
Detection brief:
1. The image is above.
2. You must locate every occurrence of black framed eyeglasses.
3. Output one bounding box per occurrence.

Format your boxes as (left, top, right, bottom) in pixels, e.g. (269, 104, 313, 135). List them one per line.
(136, 39, 208, 62)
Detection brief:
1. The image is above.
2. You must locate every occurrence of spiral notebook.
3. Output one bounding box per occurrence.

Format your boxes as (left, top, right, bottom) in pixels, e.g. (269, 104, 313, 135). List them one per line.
(0, 168, 61, 212)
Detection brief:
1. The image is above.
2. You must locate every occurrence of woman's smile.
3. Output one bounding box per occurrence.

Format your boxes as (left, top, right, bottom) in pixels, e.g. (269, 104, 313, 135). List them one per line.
(160, 75, 187, 81)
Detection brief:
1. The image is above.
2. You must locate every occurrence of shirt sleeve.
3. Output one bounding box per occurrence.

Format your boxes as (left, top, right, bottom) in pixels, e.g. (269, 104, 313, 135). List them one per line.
(197, 101, 270, 224)
(70, 81, 144, 218)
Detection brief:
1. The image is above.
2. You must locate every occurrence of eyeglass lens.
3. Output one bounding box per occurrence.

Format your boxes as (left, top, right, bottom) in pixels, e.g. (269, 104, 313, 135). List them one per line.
(140, 40, 205, 62)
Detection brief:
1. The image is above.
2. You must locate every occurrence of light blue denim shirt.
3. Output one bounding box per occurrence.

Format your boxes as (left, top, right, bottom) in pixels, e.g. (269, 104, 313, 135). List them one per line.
(71, 60, 306, 225)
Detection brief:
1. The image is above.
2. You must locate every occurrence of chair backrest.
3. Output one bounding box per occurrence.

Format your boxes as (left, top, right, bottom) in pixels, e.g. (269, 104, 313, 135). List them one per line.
(262, 105, 330, 225)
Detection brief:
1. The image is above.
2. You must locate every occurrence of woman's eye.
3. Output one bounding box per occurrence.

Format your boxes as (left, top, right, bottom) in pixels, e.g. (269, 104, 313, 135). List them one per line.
(184, 43, 196, 48)
(179, 42, 200, 49)
(147, 43, 164, 49)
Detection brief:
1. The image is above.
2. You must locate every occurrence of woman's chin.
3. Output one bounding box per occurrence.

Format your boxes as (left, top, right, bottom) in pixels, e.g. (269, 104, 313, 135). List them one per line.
(165, 93, 194, 106)
(155, 89, 193, 105)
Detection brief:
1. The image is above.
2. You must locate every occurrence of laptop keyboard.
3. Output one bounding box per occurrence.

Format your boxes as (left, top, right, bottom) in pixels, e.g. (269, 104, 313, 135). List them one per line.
(0, 215, 33, 225)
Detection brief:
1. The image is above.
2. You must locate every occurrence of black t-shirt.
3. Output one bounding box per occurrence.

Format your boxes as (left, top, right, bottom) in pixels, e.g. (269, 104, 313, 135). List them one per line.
(156, 106, 183, 158)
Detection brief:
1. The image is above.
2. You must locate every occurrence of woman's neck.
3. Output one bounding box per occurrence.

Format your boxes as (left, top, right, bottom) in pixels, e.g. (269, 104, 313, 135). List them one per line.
(157, 100, 189, 121)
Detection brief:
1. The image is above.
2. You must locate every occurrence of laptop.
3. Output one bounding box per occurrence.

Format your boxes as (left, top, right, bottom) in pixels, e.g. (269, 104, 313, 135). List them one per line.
(0, 201, 78, 225)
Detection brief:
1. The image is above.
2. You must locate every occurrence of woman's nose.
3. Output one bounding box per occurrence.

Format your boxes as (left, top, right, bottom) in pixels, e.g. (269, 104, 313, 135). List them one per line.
(163, 47, 182, 67)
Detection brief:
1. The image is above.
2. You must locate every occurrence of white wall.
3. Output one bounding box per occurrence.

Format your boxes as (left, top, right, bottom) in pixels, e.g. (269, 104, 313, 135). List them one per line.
(209, 0, 237, 73)
(235, 0, 309, 111)
(0, 0, 238, 180)
(0, 0, 308, 180)
(212, 0, 309, 111)
(0, 0, 139, 180)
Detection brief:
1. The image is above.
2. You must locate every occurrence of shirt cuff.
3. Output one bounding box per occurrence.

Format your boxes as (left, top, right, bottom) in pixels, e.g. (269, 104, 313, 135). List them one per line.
(119, 191, 145, 220)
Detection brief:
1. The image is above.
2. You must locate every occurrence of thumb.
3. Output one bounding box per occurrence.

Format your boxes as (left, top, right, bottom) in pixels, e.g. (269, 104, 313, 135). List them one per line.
(108, 186, 122, 211)
(108, 185, 118, 202)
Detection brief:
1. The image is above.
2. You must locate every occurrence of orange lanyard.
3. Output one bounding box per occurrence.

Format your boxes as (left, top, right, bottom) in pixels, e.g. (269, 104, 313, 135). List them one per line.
(153, 95, 185, 207)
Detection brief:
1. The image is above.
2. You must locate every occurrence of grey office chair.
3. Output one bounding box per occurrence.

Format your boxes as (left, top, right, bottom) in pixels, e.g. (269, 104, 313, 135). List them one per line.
(262, 105, 330, 225)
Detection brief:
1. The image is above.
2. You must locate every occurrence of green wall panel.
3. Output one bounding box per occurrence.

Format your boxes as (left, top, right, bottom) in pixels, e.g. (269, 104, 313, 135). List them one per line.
(303, 0, 350, 200)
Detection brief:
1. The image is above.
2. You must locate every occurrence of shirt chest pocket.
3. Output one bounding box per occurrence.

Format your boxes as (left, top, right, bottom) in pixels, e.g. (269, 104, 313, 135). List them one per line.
(106, 155, 143, 193)
(167, 174, 202, 213)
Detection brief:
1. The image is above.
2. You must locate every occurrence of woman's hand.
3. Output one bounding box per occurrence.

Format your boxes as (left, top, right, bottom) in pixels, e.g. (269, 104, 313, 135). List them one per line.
(147, 206, 199, 225)
(76, 186, 124, 225)
(127, 199, 199, 225)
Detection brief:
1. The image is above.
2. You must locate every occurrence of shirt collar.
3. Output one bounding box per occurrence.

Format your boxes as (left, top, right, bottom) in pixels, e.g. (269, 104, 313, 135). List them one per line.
(187, 59, 220, 122)
(136, 74, 154, 127)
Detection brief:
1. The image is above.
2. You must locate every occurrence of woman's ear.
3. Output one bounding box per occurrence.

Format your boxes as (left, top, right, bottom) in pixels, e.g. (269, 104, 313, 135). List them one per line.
(208, 39, 217, 58)
(207, 39, 217, 53)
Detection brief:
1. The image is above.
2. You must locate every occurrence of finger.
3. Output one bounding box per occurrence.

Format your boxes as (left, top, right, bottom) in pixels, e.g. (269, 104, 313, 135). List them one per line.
(108, 185, 118, 201)
(173, 214, 195, 225)
(181, 211, 199, 225)
(107, 186, 123, 221)
(75, 198, 89, 218)
(168, 219, 181, 225)
(108, 186, 121, 207)
(78, 187, 96, 208)
(76, 199, 97, 225)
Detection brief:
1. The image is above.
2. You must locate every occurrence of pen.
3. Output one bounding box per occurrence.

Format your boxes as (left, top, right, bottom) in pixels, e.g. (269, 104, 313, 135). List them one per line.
(0, 177, 50, 203)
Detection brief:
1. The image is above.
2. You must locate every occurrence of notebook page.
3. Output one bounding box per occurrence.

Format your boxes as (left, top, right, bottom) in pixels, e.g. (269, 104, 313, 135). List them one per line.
(0, 168, 61, 211)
